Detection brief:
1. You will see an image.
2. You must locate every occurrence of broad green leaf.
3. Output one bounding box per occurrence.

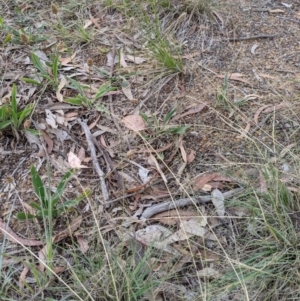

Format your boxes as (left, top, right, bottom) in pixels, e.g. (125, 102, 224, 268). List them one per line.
(57, 190, 91, 211)
(153, 116, 159, 128)
(3, 34, 11, 44)
(94, 82, 115, 101)
(29, 202, 41, 210)
(95, 104, 110, 115)
(0, 120, 12, 129)
(22, 77, 42, 85)
(64, 96, 85, 106)
(51, 169, 74, 206)
(95, 66, 110, 77)
(30, 165, 47, 205)
(16, 212, 36, 220)
(52, 55, 59, 81)
(11, 110, 18, 129)
(25, 129, 40, 135)
(0, 16, 4, 27)
(163, 108, 176, 125)
(139, 111, 151, 127)
(11, 83, 18, 113)
(0, 105, 10, 119)
(18, 104, 33, 125)
(31, 52, 48, 75)
(38, 209, 50, 216)
(67, 77, 85, 95)
(168, 125, 190, 135)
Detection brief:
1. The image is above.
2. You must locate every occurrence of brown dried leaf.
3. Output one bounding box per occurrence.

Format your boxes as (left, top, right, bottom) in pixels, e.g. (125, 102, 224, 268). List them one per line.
(136, 143, 173, 154)
(280, 143, 297, 158)
(211, 189, 225, 216)
(89, 13, 101, 28)
(56, 76, 67, 102)
(65, 111, 78, 120)
(187, 149, 196, 164)
(201, 184, 213, 191)
(38, 246, 47, 272)
(216, 73, 251, 85)
(83, 19, 93, 29)
(60, 52, 77, 65)
(77, 147, 86, 161)
(258, 73, 277, 79)
(19, 266, 29, 289)
(40, 130, 53, 154)
(172, 103, 206, 121)
(76, 235, 89, 254)
(179, 140, 187, 163)
(126, 55, 146, 64)
(45, 109, 57, 129)
(236, 122, 251, 139)
(100, 135, 107, 147)
(128, 225, 180, 256)
(197, 267, 220, 278)
(152, 210, 200, 225)
(192, 173, 219, 191)
(53, 266, 66, 274)
(122, 81, 134, 101)
(269, 9, 285, 13)
(263, 102, 288, 113)
(68, 151, 89, 169)
(148, 154, 168, 183)
(259, 171, 268, 193)
(119, 49, 128, 68)
(52, 215, 82, 243)
(162, 218, 208, 244)
(106, 51, 118, 67)
(254, 104, 272, 124)
(0, 219, 43, 246)
(88, 115, 100, 131)
(213, 10, 224, 26)
(122, 115, 146, 131)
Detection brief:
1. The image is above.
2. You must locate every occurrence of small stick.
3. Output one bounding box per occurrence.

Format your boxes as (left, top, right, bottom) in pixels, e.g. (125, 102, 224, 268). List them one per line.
(108, 43, 130, 149)
(91, 135, 124, 192)
(250, 114, 272, 135)
(140, 188, 245, 220)
(227, 34, 278, 42)
(78, 120, 110, 202)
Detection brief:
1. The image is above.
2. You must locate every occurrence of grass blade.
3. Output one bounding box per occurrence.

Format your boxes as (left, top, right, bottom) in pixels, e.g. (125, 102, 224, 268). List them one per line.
(51, 169, 74, 206)
(11, 83, 18, 114)
(163, 107, 176, 125)
(30, 165, 47, 207)
(0, 120, 12, 129)
(31, 52, 48, 75)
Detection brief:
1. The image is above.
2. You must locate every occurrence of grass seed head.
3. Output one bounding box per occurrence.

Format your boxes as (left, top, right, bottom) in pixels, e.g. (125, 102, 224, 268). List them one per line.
(51, 3, 59, 15)
(87, 58, 93, 67)
(20, 33, 29, 44)
(23, 119, 31, 129)
(129, 17, 135, 29)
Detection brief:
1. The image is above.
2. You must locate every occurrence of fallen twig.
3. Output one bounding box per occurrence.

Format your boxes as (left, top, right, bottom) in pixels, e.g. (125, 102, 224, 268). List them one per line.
(91, 135, 124, 192)
(227, 34, 278, 42)
(140, 188, 245, 220)
(108, 43, 130, 149)
(78, 119, 110, 202)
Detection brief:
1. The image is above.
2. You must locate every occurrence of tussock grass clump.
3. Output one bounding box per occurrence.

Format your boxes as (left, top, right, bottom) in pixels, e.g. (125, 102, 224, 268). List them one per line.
(207, 169, 300, 300)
